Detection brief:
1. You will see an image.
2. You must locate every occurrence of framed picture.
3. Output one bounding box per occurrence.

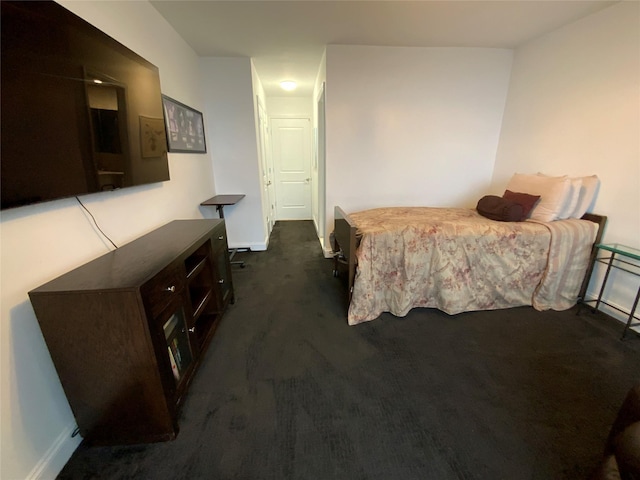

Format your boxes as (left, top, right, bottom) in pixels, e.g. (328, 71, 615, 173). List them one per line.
(161, 95, 207, 153)
(139, 116, 167, 158)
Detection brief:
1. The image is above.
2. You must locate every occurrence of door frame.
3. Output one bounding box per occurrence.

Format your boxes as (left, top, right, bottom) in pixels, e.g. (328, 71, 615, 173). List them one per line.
(256, 98, 274, 236)
(315, 83, 327, 245)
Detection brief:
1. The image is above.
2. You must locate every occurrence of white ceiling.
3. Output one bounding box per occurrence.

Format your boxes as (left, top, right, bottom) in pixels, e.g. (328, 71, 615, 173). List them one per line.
(150, 0, 617, 97)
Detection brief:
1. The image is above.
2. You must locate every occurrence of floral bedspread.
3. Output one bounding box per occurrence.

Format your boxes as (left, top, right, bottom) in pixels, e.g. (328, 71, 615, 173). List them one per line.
(347, 207, 597, 325)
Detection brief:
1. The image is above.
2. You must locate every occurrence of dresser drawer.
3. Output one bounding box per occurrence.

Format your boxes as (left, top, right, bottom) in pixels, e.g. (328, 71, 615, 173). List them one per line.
(211, 225, 228, 253)
(141, 262, 186, 319)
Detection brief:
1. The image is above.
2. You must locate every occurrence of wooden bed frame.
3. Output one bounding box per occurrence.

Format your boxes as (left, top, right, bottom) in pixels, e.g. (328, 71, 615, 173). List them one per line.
(332, 206, 358, 305)
(578, 212, 608, 300)
(332, 206, 607, 309)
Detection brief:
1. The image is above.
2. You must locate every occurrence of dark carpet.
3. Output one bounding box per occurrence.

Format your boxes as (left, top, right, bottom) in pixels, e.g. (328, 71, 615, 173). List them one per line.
(58, 220, 640, 480)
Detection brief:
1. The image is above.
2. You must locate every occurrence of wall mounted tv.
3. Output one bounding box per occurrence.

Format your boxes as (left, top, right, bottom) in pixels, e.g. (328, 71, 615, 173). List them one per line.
(1, 0, 170, 210)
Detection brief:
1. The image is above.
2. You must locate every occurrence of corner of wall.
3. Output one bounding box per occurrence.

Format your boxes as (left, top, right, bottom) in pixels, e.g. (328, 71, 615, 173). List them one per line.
(26, 422, 82, 480)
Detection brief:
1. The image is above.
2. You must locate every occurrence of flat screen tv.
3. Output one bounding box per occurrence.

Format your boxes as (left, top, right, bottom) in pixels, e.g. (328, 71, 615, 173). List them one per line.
(1, 0, 170, 210)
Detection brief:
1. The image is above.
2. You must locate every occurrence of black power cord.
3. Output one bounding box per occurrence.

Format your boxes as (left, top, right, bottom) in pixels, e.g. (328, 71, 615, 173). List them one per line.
(75, 196, 118, 249)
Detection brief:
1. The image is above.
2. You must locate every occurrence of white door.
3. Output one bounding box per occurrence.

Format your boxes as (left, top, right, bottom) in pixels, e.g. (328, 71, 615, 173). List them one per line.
(257, 101, 274, 234)
(271, 118, 312, 220)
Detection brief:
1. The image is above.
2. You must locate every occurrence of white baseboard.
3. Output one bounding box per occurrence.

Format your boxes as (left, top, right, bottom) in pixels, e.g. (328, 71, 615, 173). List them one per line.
(27, 422, 82, 480)
(584, 289, 640, 333)
(229, 241, 267, 252)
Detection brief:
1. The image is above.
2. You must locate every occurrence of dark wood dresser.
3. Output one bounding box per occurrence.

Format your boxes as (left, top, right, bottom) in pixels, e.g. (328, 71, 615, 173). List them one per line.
(29, 219, 234, 445)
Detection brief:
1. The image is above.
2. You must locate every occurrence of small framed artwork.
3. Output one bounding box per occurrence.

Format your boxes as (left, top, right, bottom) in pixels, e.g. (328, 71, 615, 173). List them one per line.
(161, 95, 207, 153)
(139, 116, 168, 158)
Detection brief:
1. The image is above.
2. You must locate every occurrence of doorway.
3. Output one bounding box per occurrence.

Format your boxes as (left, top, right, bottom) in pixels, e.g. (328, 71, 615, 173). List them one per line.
(271, 117, 312, 220)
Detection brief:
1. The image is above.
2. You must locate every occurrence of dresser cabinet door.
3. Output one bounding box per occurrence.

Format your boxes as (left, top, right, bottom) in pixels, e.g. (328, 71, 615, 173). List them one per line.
(152, 293, 195, 408)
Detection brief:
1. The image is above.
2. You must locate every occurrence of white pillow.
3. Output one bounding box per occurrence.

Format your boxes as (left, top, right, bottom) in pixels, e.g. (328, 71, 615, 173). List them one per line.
(537, 173, 582, 219)
(505, 173, 572, 222)
(571, 175, 600, 218)
(562, 177, 583, 219)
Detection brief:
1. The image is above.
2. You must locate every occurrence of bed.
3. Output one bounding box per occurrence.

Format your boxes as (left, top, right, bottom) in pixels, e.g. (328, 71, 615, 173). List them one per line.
(333, 205, 606, 326)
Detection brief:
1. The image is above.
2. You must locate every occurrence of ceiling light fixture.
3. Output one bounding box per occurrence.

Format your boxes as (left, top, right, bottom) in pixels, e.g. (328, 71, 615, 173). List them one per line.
(280, 80, 297, 91)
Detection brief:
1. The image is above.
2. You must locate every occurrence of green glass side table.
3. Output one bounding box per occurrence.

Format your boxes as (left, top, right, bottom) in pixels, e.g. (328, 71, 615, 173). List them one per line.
(585, 243, 640, 339)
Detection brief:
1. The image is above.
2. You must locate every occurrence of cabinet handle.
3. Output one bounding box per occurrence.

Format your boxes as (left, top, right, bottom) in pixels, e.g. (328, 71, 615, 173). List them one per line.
(188, 327, 195, 333)
(218, 279, 224, 284)
(218, 235, 224, 240)
(165, 286, 176, 293)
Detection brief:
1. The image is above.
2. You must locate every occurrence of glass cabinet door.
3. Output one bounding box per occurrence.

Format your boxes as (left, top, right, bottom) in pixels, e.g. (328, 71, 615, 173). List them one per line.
(162, 306, 193, 385)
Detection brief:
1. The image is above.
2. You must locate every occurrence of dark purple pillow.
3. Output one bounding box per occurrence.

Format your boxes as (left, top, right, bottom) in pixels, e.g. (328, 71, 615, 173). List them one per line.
(503, 190, 541, 220)
(476, 195, 523, 222)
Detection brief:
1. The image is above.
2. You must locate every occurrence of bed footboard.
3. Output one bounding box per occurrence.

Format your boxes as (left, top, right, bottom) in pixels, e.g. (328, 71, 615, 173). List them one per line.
(333, 206, 358, 305)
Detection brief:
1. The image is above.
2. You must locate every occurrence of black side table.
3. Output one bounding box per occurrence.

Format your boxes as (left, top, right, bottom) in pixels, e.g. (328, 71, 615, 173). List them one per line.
(582, 243, 640, 339)
(200, 194, 245, 219)
(200, 194, 246, 267)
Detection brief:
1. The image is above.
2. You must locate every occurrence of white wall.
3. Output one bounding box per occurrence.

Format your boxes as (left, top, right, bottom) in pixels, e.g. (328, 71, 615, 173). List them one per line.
(267, 97, 313, 118)
(251, 60, 272, 242)
(200, 57, 267, 250)
(324, 45, 513, 247)
(0, 2, 215, 478)
(492, 2, 640, 315)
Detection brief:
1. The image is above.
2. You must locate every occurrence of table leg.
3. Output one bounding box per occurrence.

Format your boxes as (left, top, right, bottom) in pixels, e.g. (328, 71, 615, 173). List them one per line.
(621, 285, 640, 339)
(595, 253, 616, 312)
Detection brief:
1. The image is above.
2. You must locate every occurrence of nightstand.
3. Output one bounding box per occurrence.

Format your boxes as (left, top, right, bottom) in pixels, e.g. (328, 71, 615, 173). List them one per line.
(583, 243, 640, 339)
